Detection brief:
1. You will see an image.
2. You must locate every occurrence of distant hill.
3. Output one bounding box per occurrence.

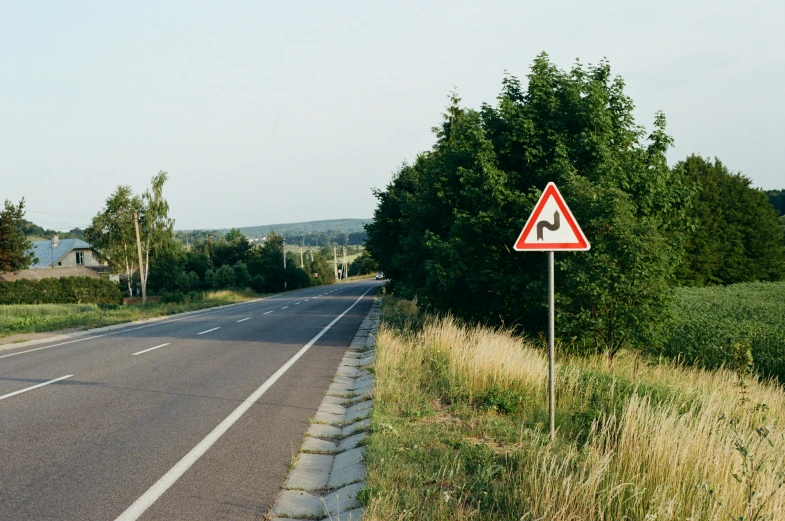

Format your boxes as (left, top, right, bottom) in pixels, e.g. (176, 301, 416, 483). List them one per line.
(181, 218, 371, 238)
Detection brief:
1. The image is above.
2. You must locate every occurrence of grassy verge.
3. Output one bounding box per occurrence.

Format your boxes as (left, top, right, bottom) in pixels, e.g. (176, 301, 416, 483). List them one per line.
(362, 297, 785, 520)
(0, 290, 262, 340)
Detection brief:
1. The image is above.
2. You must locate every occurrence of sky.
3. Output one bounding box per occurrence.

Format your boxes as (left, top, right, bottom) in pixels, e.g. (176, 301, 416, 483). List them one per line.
(2, 1, 783, 231)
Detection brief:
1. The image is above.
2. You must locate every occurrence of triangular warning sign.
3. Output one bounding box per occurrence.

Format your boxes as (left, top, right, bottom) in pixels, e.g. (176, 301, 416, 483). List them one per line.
(513, 182, 590, 251)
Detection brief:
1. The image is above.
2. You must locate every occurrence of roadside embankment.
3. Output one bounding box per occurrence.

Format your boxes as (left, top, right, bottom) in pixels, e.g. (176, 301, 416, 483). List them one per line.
(360, 296, 785, 520)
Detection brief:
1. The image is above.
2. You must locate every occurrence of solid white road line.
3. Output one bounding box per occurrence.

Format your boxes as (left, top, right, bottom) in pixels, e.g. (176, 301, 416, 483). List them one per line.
(236, 318, 251, 323)
(197, 327, 220, 335)
(0, 296, 272, 360)
(0, 375, 74, 401)
(263, 311, 273, 315)
(132, 344, 171, 356)
(113, 285, 377, 521)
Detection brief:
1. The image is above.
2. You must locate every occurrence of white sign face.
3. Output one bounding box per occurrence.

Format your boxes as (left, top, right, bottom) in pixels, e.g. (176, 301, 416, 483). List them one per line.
(513, 182, 590, 251)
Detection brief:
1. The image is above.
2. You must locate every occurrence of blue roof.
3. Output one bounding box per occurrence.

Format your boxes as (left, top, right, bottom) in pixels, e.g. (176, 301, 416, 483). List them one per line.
(29, 239, 93, 269)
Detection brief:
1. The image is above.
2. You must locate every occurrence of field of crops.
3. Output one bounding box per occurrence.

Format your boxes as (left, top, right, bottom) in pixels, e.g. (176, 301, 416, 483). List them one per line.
(657, 281, 785, 382)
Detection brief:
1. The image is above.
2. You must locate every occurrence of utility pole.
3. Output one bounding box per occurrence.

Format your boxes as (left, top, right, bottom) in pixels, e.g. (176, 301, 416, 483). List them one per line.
(133, 210, 146, 303)
(207, 235, 213, 267)
(300, 234, 304, 268)
(283, 237, 287, 291)
(333, 245, 338, 280)
(342, 245, 347, 280)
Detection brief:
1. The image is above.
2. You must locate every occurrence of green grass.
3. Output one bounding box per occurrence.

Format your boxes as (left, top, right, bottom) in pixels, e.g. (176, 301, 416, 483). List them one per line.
(0, 290, 262, 339)
(362, 297, 785, 520)
(657, 281, 785, 382)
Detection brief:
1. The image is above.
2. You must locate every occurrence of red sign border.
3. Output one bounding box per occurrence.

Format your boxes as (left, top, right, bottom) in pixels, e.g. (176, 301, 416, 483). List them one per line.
(513, 182, 590, 251)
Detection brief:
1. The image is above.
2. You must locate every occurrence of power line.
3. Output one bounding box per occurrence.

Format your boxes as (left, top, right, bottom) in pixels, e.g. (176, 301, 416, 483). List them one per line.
(27, 209, 93, 218)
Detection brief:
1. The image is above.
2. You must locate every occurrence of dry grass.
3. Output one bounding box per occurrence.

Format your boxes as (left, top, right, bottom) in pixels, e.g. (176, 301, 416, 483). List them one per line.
(363, 298, 785, 520)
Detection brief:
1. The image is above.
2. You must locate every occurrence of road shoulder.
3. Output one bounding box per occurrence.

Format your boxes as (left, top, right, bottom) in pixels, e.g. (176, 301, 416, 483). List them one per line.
(268, 296, 380, 521)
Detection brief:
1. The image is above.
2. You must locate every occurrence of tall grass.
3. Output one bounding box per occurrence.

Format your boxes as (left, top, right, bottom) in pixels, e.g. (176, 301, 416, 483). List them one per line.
(363, 297, 785, 520)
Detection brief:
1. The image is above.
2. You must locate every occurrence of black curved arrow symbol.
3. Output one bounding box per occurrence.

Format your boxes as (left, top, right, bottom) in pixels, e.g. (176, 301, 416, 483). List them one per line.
(537, 211, 560, 240)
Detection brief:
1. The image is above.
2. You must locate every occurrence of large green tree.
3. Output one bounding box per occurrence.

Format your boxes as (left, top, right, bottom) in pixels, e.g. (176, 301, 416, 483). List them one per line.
(367, 54, 691, 357)
(0, 199, 37, 273)
(85, 187, 140, 294)
(86, 173, 175, 296)
(675, 157, 785, 285)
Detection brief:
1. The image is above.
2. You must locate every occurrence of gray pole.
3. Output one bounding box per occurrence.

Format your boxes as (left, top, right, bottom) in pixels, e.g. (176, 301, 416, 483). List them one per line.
(283, 238, 286, 269)
(548, 250, 555, 442)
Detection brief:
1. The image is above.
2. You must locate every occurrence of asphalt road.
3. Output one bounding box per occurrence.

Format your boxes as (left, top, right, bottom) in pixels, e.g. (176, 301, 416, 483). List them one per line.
(0, 280, 380, 521)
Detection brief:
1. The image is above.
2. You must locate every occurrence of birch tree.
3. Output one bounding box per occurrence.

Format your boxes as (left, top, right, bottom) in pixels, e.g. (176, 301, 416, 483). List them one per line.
(85, 186, 140, 295)
(139, 171, 174, 297)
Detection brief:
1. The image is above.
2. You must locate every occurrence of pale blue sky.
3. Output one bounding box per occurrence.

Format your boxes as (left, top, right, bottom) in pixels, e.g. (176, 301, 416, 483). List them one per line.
(2, 1, 783, 230)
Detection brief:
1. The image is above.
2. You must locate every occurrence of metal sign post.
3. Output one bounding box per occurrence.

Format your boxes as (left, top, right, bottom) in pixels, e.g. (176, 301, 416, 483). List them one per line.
(513, 182, 590, 442)
(548, 250, 555, 440)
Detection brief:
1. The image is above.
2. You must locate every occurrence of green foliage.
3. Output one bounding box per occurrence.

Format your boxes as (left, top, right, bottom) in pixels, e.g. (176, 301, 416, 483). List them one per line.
(212, 264, 235, 289)
(0, 199, 37, 273)
(676, 157, 785, 285)
(20, 219, 84, 241)
(250, 274, 266, 293)
(233, 261, 250, 288)
(367, 54, 689, 357)
(85, 185, 142, 294)
(348, 250, 379, 276)
(0, 277, 121, 305)
(766, 189, 785, 217)
(657, 282, 785, 382)
(86, 172, 176, 296)
(160, 292, 185, 304)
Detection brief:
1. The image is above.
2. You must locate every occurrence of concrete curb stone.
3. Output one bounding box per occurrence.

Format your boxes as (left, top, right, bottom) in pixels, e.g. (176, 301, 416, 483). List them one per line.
(268, 295, 381, 521)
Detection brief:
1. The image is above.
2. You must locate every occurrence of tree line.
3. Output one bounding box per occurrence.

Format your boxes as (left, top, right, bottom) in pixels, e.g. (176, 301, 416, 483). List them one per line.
(1, 173, 359, 296)
(366, 53, 785, 359)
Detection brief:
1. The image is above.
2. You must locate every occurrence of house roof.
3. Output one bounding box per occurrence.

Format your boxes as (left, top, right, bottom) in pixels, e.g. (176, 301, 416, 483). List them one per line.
(29, 239, 93, 269)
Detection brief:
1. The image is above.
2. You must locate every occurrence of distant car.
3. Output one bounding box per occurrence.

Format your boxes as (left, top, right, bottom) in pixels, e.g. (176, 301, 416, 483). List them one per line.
(375, 272, 385, 280)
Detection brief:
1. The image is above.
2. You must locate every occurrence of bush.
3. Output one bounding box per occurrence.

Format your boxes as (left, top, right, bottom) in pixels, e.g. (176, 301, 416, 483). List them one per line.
(0, 277, 122, 305)
(161, 292, 185, 304)
(213, 265, 235, 289)
(250, 274, 266, 293)
(233, 262, 250, 288)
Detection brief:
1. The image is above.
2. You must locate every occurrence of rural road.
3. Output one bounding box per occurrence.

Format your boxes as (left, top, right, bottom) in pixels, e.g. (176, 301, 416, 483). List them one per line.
(0, 280, 380, 520)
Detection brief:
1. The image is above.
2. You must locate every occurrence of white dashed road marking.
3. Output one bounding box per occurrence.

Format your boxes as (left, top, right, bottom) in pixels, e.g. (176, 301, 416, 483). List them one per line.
(197, 327, 220, 335)
(0, 375, 74, 401)
(132, 343, 171, 356)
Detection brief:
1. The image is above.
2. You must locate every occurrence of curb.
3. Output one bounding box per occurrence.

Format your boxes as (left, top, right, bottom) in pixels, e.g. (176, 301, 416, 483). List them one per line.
(268, 297, 380, 521)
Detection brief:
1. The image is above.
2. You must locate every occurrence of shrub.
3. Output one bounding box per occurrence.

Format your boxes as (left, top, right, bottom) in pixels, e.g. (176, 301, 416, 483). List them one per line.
(0, 277, 122, 305)
(233, 261, 250, 288)
(250, 274, 266, 293)
(213, 265, 235, 289)
(161, 292, 185, 304)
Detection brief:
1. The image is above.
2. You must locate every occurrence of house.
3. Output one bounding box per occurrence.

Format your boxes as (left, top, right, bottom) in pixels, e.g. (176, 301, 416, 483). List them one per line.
(0, 237, 116, 283)
(29, 237, 103, 269)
